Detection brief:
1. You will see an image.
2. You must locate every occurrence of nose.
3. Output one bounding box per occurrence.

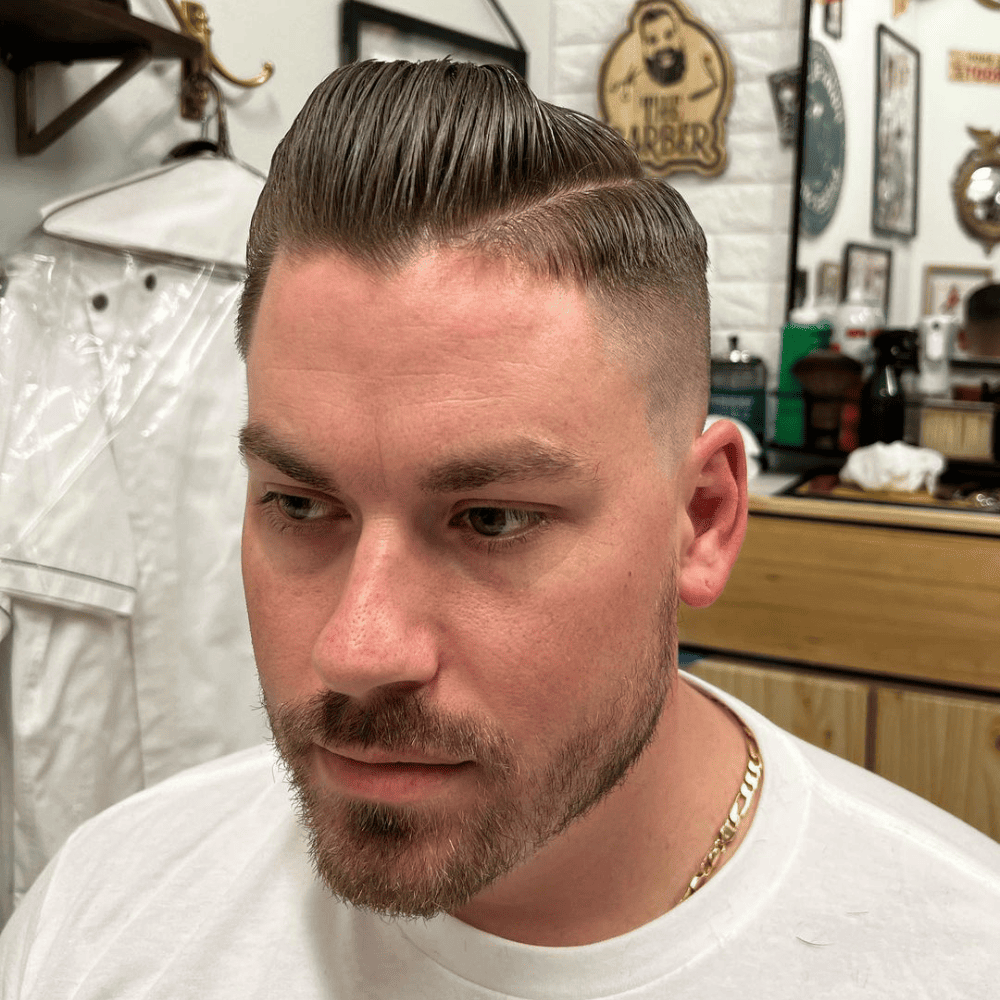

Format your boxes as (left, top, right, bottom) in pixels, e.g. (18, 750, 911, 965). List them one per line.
(311, 521, 440, 700)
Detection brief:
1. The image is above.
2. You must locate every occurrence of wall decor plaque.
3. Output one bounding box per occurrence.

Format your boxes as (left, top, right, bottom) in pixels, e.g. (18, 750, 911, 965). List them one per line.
(949, 50, 1000, 85)
(598, 0, 734, 177)
(799, 39, 845, 237)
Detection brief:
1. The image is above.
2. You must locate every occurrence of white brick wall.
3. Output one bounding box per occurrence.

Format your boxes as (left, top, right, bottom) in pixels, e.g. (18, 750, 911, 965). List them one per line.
(552, 0, 805, 383)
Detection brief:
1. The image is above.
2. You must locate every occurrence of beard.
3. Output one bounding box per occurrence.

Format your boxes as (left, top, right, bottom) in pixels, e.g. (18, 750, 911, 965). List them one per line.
(266, 583, 678, 919)
(645, 46, 686, 86)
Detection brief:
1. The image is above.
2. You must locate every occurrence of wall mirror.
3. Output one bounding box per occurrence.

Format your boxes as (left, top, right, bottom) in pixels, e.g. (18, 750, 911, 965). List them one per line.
(953, 127, 1000, 254)
(788, 0, 999, 338)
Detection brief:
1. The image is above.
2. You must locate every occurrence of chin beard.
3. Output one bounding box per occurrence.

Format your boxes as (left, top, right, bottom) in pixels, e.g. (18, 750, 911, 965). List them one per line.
(645, 47, 686, 86)
(265, 587, 677, 918)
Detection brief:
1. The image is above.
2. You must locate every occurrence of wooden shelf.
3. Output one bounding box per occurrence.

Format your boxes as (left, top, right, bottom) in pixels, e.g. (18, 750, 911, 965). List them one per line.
(0, 0, 200, 153)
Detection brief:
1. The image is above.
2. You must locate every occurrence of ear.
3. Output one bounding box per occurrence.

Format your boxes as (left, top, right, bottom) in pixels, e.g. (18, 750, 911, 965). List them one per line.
(957, 327, 969, 351)
(676, 418, 748, 609)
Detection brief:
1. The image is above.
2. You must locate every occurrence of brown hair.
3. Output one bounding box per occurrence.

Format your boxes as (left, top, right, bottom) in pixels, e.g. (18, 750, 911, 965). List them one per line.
(238, 59, 710, 425)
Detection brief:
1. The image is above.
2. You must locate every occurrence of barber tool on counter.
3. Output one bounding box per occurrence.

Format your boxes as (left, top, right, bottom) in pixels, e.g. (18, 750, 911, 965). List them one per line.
(709, 336, 766, 443)
(791, 348, 863, 453)
(859, 328, 918, 446)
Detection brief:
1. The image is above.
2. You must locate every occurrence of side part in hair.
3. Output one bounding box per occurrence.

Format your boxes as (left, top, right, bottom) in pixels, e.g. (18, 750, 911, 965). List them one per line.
(238, 59, 711, 427)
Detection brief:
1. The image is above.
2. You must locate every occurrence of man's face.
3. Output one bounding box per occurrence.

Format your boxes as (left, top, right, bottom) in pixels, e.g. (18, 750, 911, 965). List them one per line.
(640, 10, 686, 86)
(241, 249, 686, 917)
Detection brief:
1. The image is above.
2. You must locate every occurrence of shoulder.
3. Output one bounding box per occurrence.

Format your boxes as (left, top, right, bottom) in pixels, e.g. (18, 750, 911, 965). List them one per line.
(682, 670, 1000, 894)
(69, 742, 283, 844)
(0, 744, 306, 995)
(681, 673, 1000, 987)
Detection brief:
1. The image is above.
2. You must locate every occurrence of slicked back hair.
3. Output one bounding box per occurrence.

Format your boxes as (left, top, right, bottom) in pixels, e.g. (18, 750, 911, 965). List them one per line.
(238, 59, 711, 438)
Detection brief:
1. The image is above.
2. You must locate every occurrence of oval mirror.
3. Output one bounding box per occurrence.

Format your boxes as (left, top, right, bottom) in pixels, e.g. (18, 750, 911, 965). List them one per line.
(954, 129, 1000, 253)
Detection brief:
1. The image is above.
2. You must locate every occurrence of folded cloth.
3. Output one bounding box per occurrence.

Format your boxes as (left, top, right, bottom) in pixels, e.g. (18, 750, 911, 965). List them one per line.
(840, 441, 946, 494)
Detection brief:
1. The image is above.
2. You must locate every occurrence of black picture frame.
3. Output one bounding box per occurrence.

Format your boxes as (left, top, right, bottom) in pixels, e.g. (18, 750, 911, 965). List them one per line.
(842, 242, 892, 312)
(872, 25, 919, 239)
(340, 1, 527, 79)
(824, 0, 843, 41)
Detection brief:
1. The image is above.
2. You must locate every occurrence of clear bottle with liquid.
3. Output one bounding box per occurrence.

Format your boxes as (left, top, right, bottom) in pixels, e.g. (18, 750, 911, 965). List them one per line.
(710, 336, 766, 442)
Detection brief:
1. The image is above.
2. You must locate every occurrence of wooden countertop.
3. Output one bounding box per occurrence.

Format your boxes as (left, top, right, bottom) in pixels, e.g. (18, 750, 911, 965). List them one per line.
(748, 478, 1000, 536)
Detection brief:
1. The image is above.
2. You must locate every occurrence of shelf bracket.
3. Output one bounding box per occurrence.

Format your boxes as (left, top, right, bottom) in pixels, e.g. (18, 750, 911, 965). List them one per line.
(13, 47, 151, 155)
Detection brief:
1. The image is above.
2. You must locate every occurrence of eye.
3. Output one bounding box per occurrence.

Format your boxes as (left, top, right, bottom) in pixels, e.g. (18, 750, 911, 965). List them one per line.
(454, 507, 546, 541)
(258, 490, 341, 530)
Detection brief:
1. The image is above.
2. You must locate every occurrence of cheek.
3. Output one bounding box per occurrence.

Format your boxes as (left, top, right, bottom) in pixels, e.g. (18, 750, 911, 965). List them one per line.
(241, 529, 332, 698)
(455, 549, 664, 719)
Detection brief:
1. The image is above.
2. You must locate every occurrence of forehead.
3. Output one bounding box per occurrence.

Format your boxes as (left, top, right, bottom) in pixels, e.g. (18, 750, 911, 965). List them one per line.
(250, 248, 604, 377)
(245, 249, 658, 477)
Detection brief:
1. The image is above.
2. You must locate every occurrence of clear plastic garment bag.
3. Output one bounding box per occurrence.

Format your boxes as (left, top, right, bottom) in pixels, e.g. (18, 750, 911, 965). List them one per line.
(0, 147, 269, 924)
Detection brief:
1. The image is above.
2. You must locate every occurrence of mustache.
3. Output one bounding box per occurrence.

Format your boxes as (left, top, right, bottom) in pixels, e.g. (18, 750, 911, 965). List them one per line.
(265, 688, 516, 775)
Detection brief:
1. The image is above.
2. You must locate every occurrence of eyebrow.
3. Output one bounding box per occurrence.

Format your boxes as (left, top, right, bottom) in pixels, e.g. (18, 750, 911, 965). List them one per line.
(239, 424, 339, 494)
(417, 442, 587, 493)
(239, 423, 588, 495)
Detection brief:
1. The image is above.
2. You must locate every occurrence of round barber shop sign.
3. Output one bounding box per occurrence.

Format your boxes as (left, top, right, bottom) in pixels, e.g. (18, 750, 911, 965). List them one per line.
(800, 40, 845, 237)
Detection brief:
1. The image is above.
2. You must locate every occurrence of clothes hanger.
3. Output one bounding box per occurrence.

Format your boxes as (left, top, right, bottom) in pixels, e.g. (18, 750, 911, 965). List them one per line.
(40, 74, 264, 271)
(163, 73, 235, 162)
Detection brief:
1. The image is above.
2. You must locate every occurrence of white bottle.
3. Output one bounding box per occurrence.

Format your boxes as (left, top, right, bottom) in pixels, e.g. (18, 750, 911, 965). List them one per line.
(917, 315, 955, 396)
(833, 289, 884, 364)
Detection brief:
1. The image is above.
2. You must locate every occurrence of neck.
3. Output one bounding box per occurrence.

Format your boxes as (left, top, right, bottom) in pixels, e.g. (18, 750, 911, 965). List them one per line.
(450, 675, 755, 946)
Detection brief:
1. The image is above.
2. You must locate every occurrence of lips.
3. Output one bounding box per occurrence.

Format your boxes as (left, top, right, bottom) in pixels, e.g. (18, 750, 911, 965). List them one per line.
(313, 742, 473, 804)
(324, 744, 470, 767)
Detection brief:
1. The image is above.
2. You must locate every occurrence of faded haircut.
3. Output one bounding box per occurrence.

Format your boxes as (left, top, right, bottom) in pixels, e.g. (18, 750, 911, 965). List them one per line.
(237, 59, 710, 432)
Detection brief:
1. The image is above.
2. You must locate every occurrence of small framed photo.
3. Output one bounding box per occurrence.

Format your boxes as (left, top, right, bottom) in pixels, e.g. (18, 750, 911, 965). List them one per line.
(843, 242, 892, 312)
(824, 1, 843, 41)
(921, 265, 993, 316)
(816, 261, 842, 302)
(768, 67, 800, 149)
(873, 25, 920, 239)
(341, 1, 526, 77)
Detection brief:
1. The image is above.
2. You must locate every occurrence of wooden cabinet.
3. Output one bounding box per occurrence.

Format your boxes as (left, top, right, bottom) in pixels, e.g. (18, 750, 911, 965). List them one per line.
(876, 686, 1000, 838)
(687, 655, 1000, 842)
(678, 510, 1000, 690)
(679, 495, 1000, 842)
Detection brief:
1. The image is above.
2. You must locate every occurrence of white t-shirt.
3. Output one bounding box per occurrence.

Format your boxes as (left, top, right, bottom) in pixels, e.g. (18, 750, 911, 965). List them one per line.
(2, 680, 999, 998)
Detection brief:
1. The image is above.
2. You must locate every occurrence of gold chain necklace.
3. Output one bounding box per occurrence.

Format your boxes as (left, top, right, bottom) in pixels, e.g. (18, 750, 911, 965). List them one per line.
(680, 723, 763, 901)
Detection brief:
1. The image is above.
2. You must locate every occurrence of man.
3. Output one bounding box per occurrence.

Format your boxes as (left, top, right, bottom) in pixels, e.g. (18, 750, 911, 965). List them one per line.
(2, 60, 998, 995)
(639, 3, 687, 86)
(959, 282, 1000, 357)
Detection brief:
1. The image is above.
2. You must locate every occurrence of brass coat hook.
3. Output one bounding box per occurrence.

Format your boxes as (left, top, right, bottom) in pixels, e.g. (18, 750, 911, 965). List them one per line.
(163, 0, 274, 119)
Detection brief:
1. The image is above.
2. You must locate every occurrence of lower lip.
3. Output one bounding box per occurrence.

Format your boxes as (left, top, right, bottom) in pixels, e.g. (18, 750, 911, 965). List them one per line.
(314, 745, 472, 804)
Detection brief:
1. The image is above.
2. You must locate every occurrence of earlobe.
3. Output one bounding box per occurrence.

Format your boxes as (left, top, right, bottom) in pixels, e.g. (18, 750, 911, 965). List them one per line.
(677, 419, 748, 609)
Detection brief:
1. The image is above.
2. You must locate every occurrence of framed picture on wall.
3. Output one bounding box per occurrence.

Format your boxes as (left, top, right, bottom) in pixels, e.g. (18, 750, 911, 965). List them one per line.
(843, 242, 892, 311)
(340, 1, 526, 77)
(921, 265, 993, 316)
(824, 1, 843, 41)
(816, 260, 841, 301)
(872, 26, 920, 239)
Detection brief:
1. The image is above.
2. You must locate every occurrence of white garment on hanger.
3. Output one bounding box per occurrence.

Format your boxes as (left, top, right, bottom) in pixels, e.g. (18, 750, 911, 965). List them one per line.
(0, 157, 268, 923)
(41, 156, 265, 270)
